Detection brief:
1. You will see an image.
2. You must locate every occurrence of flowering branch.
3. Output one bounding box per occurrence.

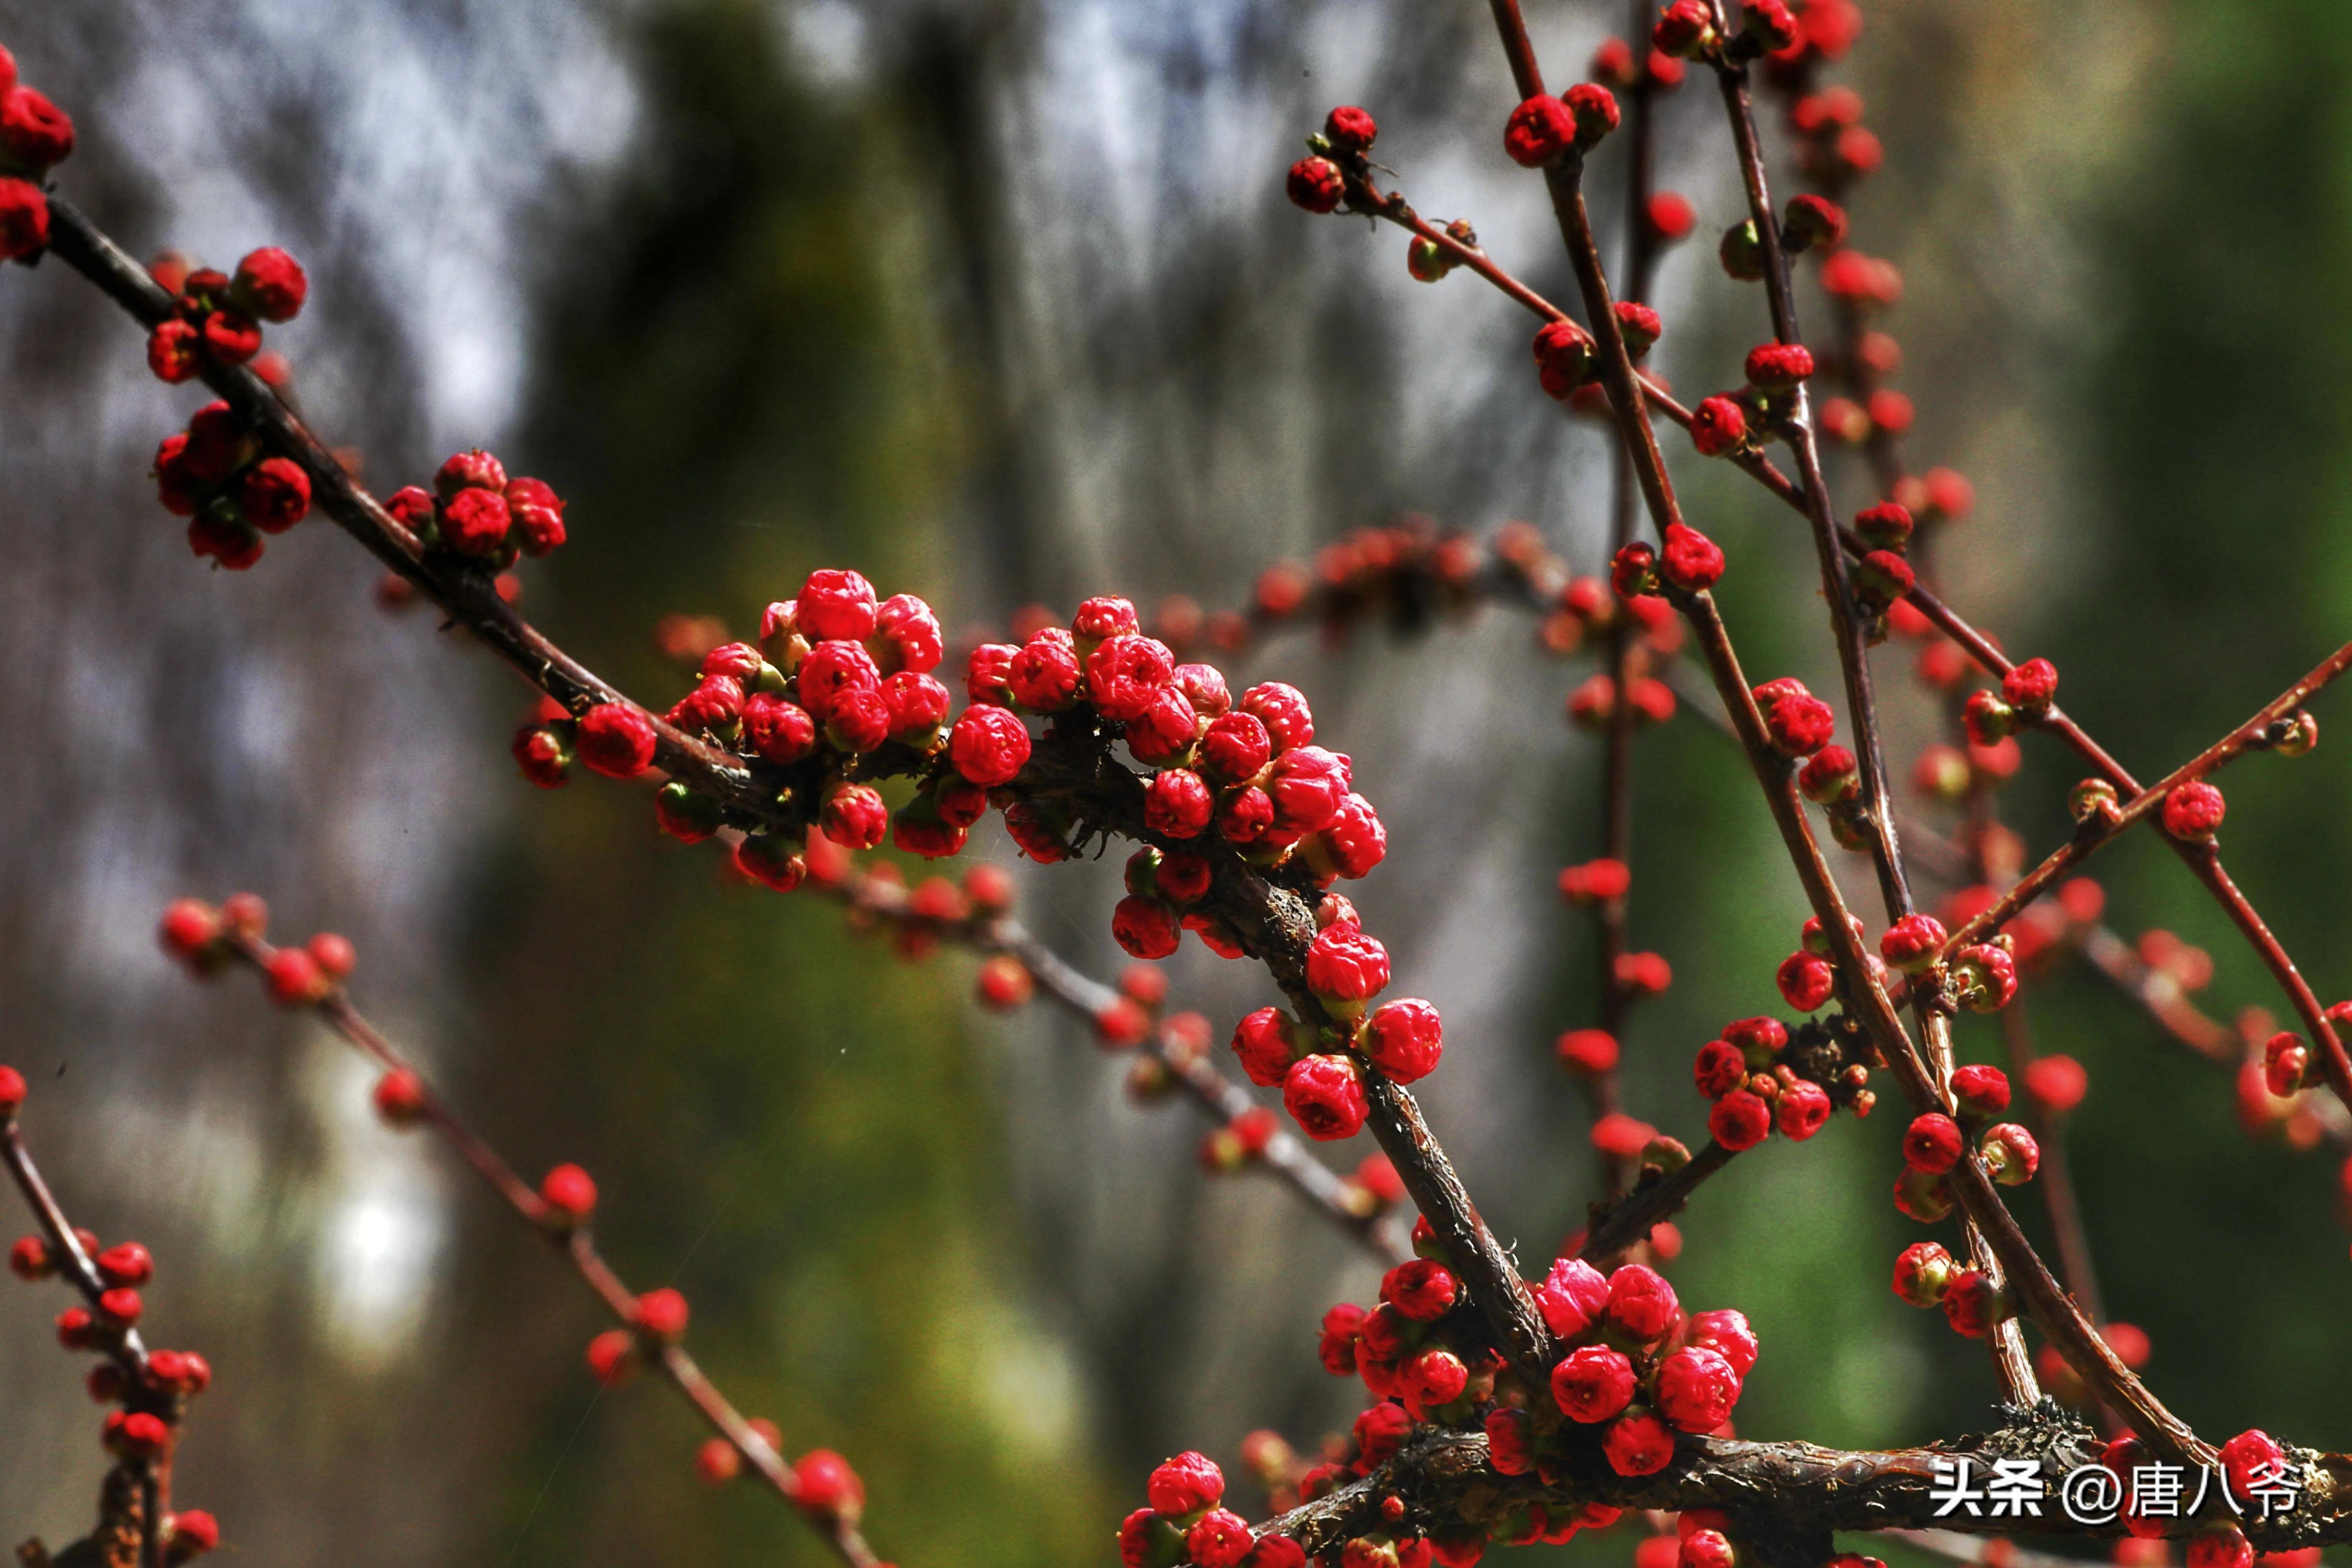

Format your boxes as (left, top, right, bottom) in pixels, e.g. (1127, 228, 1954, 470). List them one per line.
(154, 904, 884, 1568)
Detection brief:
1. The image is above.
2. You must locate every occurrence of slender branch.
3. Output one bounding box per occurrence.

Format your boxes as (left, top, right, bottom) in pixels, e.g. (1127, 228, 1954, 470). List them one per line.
(3, 1115, 172, 1566)
(202, 932, 884, 1568)
(1707, 31, 1912, 922)
(1943, 638, 2352, 971)
(807, 862, 1411, 1265)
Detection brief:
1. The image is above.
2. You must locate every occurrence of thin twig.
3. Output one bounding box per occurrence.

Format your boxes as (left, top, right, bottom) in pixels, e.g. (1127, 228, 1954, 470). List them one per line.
(204, 933, 884, 1568)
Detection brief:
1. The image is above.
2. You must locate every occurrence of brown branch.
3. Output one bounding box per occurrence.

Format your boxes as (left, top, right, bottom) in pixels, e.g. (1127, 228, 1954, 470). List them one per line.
(3, 1116, 171, 1568)
(807, 863, 1411, 1265)
(1707, 32, 1913, 924)
(201, 933, 884, 1568)
(1943, 638, 2352, 972)
(1255, 1420, 2352, 1558)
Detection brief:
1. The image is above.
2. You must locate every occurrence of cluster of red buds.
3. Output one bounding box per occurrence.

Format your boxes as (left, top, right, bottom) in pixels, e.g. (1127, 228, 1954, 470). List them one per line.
(1689, 1014, 1873, 1150)
(1247, 519, 1491, 646)
(144, 246, 307, 383)
(0, 44, 71, 264)
(385, 448, 567, 565)
(3, 1069, 221, 1562)
(1888, 1066, 2042, 1314)
(1121, 1451, 1306, 1568)
(1227, 905, 1439, 1143)
(151, 400, 313, 569)
(157, 892, 354, 1004)
(1514, 1257, 1753, 1480)
(541, 572, 1391, 982)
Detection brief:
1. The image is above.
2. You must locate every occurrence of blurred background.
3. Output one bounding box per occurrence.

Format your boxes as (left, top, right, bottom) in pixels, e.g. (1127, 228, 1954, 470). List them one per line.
(0, 0, 2347, 1562)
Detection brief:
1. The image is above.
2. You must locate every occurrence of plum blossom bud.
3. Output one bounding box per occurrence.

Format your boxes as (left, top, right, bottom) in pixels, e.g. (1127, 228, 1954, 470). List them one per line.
(1148, 1451, 1225, 1517)
(1979, 1122, 2040, 1186)
(1283, 1053, 1369, 1140)
(2162, 781, 2225, 842)
(1878, 914, 1946, 973)
(1362, 998, 1443, 1085)
(1654, 1345, 1741, 1433)
(949, 704, 1031, 787)
(1903, 1113, 1962, 1173)
(1892, 1241, 1955, 1306)
(1552, 1344, 1637, 1423)
(1306, 924, 1390, 1018)
(1503, 94, 1578, 168)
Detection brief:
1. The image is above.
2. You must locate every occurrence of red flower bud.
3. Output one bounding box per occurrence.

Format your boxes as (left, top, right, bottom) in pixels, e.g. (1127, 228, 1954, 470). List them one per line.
(879, 670, 950, 745)
(1552, 1344, 1637, 1423)
(1485, 1406, 1535, 1476)
(231, 246, 307, 322)
(633, 1286, 690, 1340)
(1561, 1029, 1618, 1081)
(1776, 1079, 1832, 1141)
(1605, 1262, 1677, 1341)
(1902, 1112, 1962, 1173)
(0, 174, 47, 262)
(1287, 157, 1345, 214)
(794, 1449, 866, 1522)
(1708, 1090, 1771, 1151)
(1950, 1064, 2010, 1118)
(1782, 194, 1847, 251)
(1655, 1345, 1741, 1432)
(1690, 395, 1748, 456)
(1892, 1165, 1954, 1223)
(1, 86, 75, 169)
(1645, 190, 1696, 242)
(539, 1164, 597, 1225)
(2219, 1430, 2287, 1508)
(2162, 781, 2225, 842)
(1891, 1241, 1954, 1306)
(165, 1509, 220, 1560)
(796, 569, 878, 642)
(148, 319, 201, 382)
(1614, 300, 1662, 356)
(1652, 0, 1714, 57)
(1776, 950, 1835, 1011)
(372, 1068, 427, 1127)
(1112, 896, 1180, 960)
(1283, 1053, 1369, 1140)
(1878, 914, 1946, 973)
(1503, 94, 1578, 168)
(1324, 105, 1378, 154)
(1362, 998, 1443, 1085)
(1306, 923, 1390, 1014)
(742, 693, 817, 766)
(1087, 635, 1177, 722)
(1941, 1269, 2006, 1338)
(1602, 1409, 1676, 1476)
(1659, 523, 1724, 592)
(950, 703, 1032, 787)
(1007, 638, 1082, 713)
(575, 703, 657, 779)
(820, 783, 889, 851)
(585, 1327, 635, 1384)
(1189, 1510, 1255, 1568)
(1149, 1450, 1225, 1517)
(1979, 1122, 2039, 1185)
(2001, 657, 2058, 711)
(2023, 1054, 2087, 1114)
(1687, 1308, 1758, 1377)
(1744, 342, 1814, 389)
(1565, 83, 1619, 148)
(158, 898, 220, 963)
(9, 1234, 51, 1280)
(1536, 1255, 1611, 1339)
